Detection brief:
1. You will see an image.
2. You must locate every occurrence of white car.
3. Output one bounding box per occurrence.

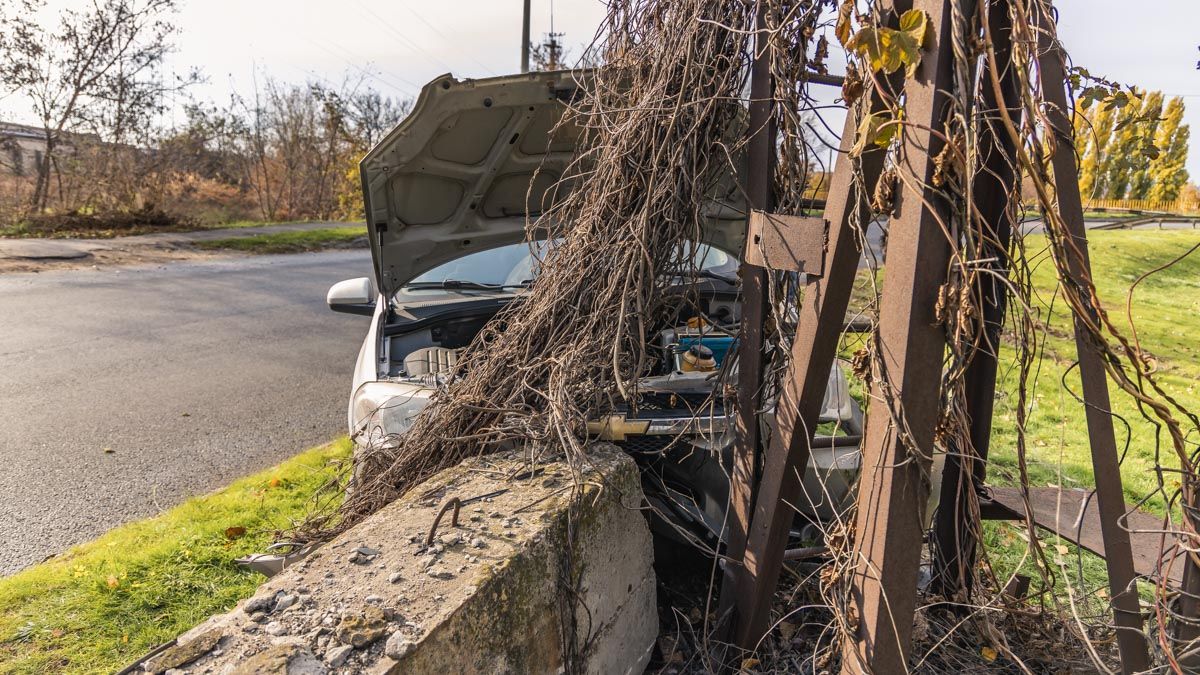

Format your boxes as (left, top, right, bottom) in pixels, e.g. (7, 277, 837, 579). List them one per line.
(327, 71, 862, 546)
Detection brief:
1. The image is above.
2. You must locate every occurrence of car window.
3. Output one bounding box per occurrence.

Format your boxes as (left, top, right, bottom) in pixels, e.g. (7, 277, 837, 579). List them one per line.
(408, 245, 535, 286)
(407, 241, 736, 289)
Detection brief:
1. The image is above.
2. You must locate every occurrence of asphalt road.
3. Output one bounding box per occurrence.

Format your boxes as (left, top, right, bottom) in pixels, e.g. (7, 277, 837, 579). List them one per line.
(0, 250, 372, 575)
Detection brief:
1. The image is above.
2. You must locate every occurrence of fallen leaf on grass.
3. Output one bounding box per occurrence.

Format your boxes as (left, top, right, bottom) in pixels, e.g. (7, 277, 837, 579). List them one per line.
(739, 657, 760, 671)
(268, 477, 282, 488)
(224, 526, 247, 540)
(1056, 544, 1070, 556)
(106, 575, 120, 589)
(981, 646, 998, 662)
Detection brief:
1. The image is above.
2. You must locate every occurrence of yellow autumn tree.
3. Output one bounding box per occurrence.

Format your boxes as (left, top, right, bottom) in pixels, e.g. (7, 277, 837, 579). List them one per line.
(1077, 101, 1116, 199)
(1076, 89, 1190, 202)
(1127, 92, 1165, 199)
(1105, 92, 1159, 199)
(1147, 97, 1190, 202)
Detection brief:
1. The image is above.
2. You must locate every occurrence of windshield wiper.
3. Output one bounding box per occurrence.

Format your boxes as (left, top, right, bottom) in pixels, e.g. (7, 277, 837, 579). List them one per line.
(404, 279, 527, 291)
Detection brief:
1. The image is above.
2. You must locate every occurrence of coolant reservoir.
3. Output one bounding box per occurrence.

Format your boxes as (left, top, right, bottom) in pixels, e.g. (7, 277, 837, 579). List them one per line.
(680, 344, 717, 372)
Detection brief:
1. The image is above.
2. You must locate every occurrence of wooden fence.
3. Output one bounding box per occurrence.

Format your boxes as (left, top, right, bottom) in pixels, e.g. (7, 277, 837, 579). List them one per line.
(1082, 198, 1200, 214)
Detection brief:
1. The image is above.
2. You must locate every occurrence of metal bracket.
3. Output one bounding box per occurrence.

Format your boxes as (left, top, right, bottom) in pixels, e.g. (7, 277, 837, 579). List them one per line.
(743, 210, 827, 276)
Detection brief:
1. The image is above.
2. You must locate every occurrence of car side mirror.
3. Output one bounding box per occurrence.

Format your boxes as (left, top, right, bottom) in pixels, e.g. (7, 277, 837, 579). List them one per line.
(327, 277, 376, 316)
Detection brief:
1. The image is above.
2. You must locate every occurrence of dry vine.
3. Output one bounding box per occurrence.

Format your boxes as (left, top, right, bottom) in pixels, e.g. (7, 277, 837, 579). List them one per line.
(302, 0, 758, 536)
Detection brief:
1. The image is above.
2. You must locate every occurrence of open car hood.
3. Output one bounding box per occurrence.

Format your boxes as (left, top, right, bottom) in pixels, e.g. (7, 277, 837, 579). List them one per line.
(360, 70, 747, 296)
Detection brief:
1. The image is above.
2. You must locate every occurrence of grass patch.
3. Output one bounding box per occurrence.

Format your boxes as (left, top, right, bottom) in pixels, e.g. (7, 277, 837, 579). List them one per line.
(980, 231, 1200, 596)
(988, 230, 1200, 512)
(0, 438, 350, 675)
(194, 226, 367, 254)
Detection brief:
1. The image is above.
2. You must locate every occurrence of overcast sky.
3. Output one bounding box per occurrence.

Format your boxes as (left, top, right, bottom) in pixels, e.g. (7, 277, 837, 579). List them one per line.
(5, 0, 1200, 177)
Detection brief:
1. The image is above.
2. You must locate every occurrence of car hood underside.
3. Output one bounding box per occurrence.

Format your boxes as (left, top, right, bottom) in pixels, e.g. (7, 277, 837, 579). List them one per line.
(359, 70, 748, 296)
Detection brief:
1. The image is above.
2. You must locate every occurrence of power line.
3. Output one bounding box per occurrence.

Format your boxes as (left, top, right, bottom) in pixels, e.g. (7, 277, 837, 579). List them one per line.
(322, 38, 424, 93)
(354, 0, 458, 75)
(400, 2, 497, 76)
(301, 36, 419, 98)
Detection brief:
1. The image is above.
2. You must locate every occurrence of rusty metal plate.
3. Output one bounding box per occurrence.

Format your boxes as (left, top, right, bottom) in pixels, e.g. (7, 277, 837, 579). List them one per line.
(743, 211, 827, 275)
(985, 485, 1183, 584)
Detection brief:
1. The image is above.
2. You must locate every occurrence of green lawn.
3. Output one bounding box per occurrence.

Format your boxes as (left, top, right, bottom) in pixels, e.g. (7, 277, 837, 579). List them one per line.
(981, 231, 1200, 599)
(988, 230, 1200, 510)
(0, 439, 350, 675)
(193, 225, 366, 254)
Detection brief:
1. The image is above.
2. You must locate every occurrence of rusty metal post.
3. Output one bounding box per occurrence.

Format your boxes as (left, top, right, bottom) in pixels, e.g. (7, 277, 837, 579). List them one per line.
(930, 0, 1021, 598)
(718, 0, 775, 642)
(728, 1, 913, 647)
(1034, 10, 1151, 673)
(839, 0, 959, 668)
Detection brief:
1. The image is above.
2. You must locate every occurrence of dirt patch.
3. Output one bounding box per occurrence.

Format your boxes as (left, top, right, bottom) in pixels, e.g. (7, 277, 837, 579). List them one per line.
(0, 246, 220, 274)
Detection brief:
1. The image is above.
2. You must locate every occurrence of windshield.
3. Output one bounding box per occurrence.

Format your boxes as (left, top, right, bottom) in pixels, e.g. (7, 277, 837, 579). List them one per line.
(404, 241, 738, 291)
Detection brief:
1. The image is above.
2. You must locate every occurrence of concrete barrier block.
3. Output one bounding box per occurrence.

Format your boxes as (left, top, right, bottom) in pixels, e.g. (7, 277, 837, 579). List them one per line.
(141, 443, 656, 675)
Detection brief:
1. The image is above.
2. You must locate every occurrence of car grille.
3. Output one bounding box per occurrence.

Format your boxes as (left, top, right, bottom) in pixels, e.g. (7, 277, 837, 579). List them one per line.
(630, 391, 723, 416)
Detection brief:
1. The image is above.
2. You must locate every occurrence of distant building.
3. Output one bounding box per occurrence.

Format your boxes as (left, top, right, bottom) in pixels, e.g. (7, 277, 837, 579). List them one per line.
(0, 122, 100, 178)
(0, 121, 49, 177)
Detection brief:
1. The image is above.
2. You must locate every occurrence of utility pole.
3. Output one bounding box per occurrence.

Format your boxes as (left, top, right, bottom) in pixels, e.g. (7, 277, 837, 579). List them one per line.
(521, 0, 531, 73)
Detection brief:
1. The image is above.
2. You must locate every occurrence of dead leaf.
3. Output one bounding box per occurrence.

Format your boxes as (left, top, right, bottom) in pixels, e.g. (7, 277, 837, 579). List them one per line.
(225, 526, 247, 540)
(268, 477, 282, 488)
(981, 646, 998, 662)
(106, 575, 120, 589)
(740, 657, 760, 671)
(1056, 544, 1069, 556)
(835, 0, 854, 46)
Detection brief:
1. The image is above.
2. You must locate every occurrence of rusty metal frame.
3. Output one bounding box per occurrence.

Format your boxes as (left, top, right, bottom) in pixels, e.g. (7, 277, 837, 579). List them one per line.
(929, 0, 1021, 598)
(837, 0, 960, 667)
(718, 0, 775, 643)
(717, 1, 1156, 672)
(1035, 7, 1151, 671)
(722, 1, 912, 646)
(743, 211, 827, 275)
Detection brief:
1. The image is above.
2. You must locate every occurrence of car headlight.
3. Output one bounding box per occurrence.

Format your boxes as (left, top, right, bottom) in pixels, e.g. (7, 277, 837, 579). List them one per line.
(350, 381, 432, 445)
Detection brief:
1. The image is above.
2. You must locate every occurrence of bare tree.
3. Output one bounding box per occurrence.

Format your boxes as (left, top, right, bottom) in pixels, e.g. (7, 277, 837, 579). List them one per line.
(226, 74, 410, 222)
(0, 0, 192, 212)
